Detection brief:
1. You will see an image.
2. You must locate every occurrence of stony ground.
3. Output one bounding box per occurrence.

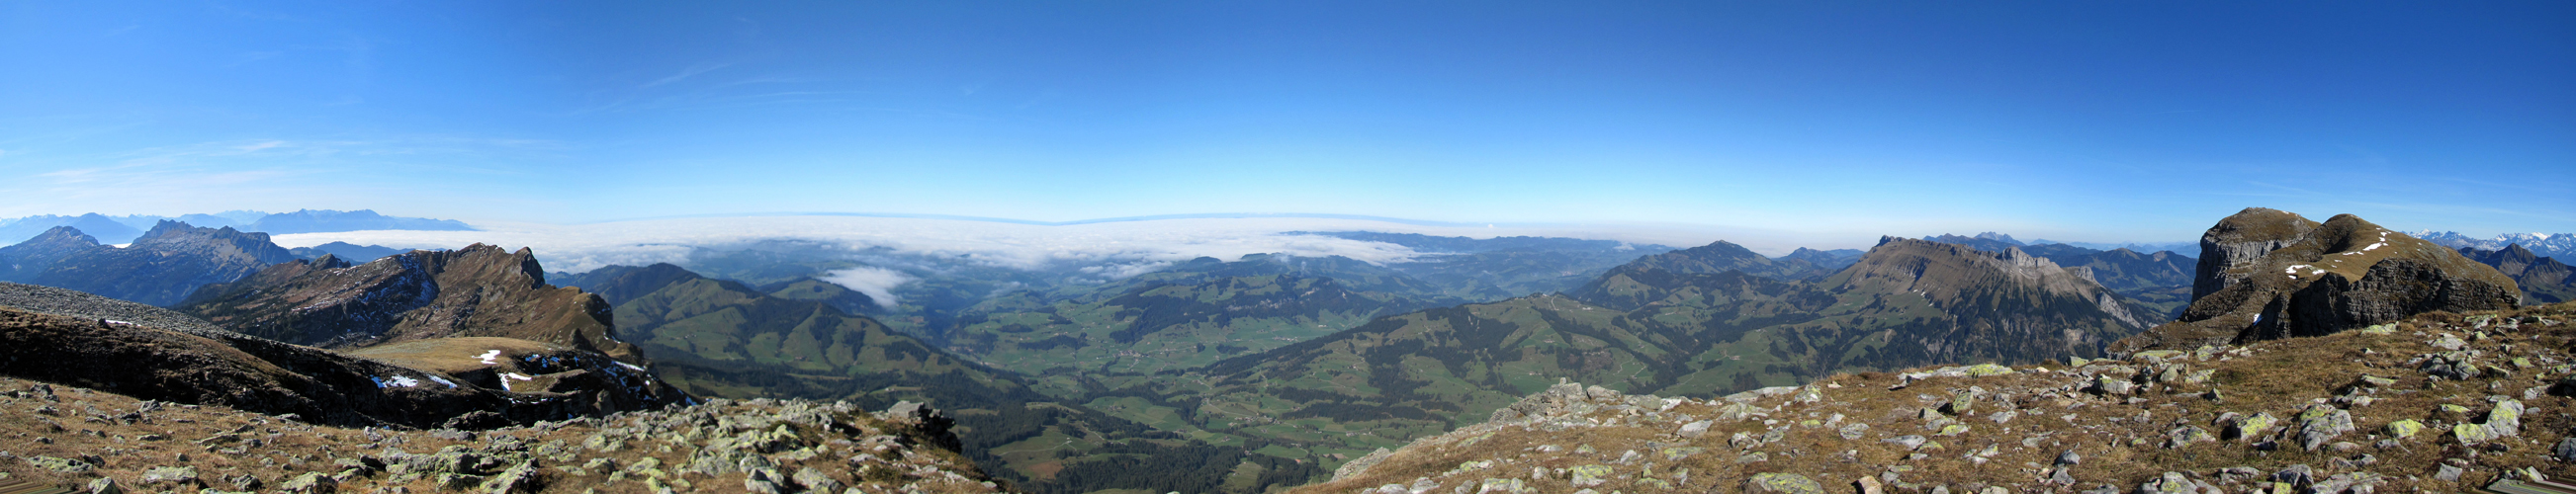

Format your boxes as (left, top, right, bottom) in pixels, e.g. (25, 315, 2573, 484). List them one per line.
(0, 283, 238, 338)
(0, 375, 1003, 494)
(1303, 302, 2576, 494)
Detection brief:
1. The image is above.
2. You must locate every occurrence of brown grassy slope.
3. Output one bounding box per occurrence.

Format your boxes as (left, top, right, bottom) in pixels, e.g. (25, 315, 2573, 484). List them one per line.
(1300, 302, 2576, 493)
(0, 375, 999, 494)
(181, 244, 636, 362)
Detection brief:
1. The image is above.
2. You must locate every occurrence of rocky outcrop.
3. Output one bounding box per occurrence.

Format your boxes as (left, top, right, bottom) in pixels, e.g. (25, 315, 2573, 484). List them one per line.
(2116, 208, 2520, 352)
(2191, 207, 2323, 300)
(0, 306, 514, 429)
(181, 244, 638, 362)
(0, 283, 687, 429)
(20, 221, 300, 306)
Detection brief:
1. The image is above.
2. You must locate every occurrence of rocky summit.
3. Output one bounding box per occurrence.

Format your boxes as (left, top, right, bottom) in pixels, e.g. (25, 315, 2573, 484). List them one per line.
(2116, 208, 2520, 352)
(0, 375, 998, 494)
(179, 244, 638, 362)
(1305, 301, 2576, 493)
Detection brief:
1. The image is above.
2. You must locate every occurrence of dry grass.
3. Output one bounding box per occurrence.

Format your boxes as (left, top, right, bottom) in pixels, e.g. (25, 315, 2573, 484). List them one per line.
(1299, 302, 2576, 493)
(0, 375, 1000, 493)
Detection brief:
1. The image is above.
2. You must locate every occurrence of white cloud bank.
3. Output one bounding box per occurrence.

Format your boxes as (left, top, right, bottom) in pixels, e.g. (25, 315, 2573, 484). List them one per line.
(822, 267, 913, 308)
(266, 215, 1829, 290)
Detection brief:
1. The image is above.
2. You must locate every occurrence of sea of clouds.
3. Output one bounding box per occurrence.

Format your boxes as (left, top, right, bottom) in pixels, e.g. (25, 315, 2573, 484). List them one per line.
(265, 215, 1819, 302)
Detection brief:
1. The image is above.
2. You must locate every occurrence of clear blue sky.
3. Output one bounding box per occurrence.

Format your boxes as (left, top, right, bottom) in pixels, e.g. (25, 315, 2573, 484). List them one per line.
(2, 1, 2569, 242)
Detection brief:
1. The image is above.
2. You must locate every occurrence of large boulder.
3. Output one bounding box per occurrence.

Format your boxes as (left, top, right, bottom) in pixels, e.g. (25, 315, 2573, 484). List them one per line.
(2115, 208, 2519, 352)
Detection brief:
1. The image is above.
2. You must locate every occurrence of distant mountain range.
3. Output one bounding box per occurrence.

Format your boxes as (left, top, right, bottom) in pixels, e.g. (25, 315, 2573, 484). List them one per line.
(288, 241, 405, 262)
(2413, 230, 2576, 260)
(0, 209, 473, 244)
(0, 222, 301, 306)
(2457, 244, 2576, 305)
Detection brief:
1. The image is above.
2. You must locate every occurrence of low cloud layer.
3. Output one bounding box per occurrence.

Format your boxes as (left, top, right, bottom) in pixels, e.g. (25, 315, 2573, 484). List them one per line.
(266, 215, 1831, 293)
(821, 266, 914, 308)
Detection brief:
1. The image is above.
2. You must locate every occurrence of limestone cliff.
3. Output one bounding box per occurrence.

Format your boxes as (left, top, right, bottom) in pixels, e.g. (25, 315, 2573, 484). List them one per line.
(2116, 208, 2519, 352)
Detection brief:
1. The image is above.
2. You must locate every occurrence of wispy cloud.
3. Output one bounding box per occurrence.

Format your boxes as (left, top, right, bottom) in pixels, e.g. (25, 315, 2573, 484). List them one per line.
(643, 63, 732, 88)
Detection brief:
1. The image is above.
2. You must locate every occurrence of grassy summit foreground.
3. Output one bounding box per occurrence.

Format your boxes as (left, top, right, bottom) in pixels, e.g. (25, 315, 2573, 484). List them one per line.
(1306, 302, 2576, 493)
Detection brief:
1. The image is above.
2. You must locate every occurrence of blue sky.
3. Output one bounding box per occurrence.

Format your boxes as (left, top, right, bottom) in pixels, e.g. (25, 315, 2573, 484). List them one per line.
(2, 1, 2569, 243)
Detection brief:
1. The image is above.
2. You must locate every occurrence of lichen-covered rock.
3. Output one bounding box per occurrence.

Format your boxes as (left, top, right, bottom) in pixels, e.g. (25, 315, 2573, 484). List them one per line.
(276, 472, 335, 494)
(139, 465, 197, 483)
(1745, 472, 1824, 494)
(2384, 419, 2424, 439)
(1566, 465, 1612, 487)
(2296, 406, 2354, 451)
(2166, 426, 2214, 448)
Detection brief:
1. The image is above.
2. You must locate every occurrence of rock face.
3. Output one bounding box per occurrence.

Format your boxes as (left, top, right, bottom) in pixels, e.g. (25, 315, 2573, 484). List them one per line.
(19, 221, 300, 306)
(2116, 208, 2520, 352)
(180, 244, 637, 362)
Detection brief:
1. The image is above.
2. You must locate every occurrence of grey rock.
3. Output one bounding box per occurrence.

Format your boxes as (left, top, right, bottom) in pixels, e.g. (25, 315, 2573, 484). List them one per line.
(792, 466, 842, 494)
(1837, 423, 1869, 440)
(2436, 464, 2463, 482)
(1678, 421, 1712, 439)
(1885, 435, 1928, 450)
(277, 472, 335, 494)
(2272, 464, 2313, 486)
(141, 465, 199, 484)
(2138, 472, 2193, 494)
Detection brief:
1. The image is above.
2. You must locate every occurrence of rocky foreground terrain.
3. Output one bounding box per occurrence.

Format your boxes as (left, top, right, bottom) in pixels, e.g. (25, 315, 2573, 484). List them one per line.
(0, 376, 1000, 494)
(1306, 301, 2576, 493)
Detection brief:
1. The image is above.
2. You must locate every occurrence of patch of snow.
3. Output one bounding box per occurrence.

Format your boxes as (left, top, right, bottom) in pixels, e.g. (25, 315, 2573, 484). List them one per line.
(2363, 242, 2386, 251)
(477, 350, 501, 365)
(502, 372, 534, 381)
(425, 375, 457, 388)
(614, 361, 646, 371)
(103, 320, 131, 325)
(376, 375, 421, 388)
